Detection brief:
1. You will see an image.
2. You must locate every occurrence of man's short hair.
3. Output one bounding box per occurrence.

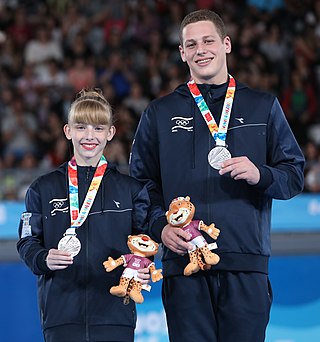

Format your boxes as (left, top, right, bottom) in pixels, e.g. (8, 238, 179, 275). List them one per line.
(179, 9, 226, 44)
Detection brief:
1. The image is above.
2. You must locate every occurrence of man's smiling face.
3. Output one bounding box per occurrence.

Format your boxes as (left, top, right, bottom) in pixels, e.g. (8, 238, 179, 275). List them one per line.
(179, 20, 231, 85)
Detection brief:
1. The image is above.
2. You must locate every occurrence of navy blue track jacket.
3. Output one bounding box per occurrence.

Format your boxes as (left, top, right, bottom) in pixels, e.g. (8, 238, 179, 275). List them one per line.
(130, 80, 305, 277)
(17, 162, 150, 337)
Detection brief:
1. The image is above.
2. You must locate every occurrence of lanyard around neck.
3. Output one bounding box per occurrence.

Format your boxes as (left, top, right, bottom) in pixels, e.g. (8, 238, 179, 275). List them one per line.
(187, 75, 236, 147)
(67, 155, 107, 232)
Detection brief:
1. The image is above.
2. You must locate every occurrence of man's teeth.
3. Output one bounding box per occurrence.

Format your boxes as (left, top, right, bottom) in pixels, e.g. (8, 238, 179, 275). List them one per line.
(197, 59, 211, 64)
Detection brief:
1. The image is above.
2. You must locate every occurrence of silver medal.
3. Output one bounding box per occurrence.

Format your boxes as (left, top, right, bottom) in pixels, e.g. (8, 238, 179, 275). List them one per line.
(208, 146, 231, 170)
(58, 234, 81, 257)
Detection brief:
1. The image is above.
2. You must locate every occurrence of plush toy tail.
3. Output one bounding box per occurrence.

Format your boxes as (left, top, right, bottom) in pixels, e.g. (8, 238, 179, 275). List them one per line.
(123, 278, 134, 305)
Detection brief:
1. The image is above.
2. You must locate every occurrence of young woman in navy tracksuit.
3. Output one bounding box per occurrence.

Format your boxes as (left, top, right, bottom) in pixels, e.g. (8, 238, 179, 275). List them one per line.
(130, 9, 305, 342)
(17, 89, 150, 342)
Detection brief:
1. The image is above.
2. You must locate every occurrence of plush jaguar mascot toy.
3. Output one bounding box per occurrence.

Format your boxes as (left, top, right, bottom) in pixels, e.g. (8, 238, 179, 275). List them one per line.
(103, 234, 163, 304)
(166, 196, 220, 276)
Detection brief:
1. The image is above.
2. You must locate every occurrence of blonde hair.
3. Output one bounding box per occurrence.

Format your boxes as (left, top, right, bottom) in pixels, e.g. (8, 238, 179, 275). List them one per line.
(68, 88, 113, 126)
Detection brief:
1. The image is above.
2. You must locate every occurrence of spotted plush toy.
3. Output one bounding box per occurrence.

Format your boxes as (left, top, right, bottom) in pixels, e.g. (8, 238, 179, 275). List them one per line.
(166, 196, 220, 276)
(103, 234, 163, 304)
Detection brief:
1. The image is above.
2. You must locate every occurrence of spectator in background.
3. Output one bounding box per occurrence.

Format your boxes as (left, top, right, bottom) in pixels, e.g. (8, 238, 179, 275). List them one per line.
(60, 4, 87, 49)
(6, 6, 33, 49)
(258, 22, 290, 87)
(24, 25, 63, 75)
(2, 98, 38, 168)
(304, 140, 320, 192)
(37, 58, 68, 88)
(139, 54, 165, 99)
(281, 69, 318, 145)
(123, 81, 150, 119)
(0, 36, 18, 73)
(105, 137, 130, 174)
(36, 111, 65, 160)
(15, 63, 41, 110)
(126, 2, 160, 49)
(99, 51, 134, 100)
(113, 104, 137, 153)
(64, 32, 93, 61)
(305, 163, 320, 192)
(66, 56, 96, 92)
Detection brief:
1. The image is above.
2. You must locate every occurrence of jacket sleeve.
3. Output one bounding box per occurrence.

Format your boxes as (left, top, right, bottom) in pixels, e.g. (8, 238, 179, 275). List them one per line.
(16, 183, 51, 275)
(131, 182, 152, 235)
(255, 98, 305, 199)
(130, 104, 167, 243)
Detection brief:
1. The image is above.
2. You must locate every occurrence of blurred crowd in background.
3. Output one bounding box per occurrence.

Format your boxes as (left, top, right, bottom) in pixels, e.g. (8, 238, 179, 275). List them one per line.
(0, 0, 320, 200)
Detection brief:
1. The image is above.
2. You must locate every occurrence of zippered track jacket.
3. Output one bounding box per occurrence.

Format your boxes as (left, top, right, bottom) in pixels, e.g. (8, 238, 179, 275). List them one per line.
(17, 162, 150, 336)
(130, 80, 305, 277)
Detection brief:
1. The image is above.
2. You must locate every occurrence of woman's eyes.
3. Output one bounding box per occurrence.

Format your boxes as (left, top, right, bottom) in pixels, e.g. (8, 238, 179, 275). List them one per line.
(95, 126, 105, 132)
(74, 125, 106, 131)
(75, 125, 85, 130)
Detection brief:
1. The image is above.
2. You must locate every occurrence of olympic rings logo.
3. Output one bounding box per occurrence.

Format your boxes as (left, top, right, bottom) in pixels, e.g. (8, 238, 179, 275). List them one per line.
(175, 119, 189, 126)
(53, 201, 64, 209)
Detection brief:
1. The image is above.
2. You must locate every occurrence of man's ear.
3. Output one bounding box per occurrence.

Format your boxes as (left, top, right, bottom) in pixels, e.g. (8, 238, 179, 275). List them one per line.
(224, 36, 232, 54)
(179, 45, 186, 62)
(63, 124, 72, 140)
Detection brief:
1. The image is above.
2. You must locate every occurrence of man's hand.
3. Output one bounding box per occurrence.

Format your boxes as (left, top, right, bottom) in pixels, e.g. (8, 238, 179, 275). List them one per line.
(137, 267, 151, 285)
(161, 224, 192, 255)
(219, 156, 260, 185)
(45, 248, 73, 271)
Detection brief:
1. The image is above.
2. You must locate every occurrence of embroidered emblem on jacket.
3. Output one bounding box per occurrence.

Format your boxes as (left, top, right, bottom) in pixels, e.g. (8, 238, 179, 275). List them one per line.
(49, 198, 68, 216)
(171, 116, 193, 132)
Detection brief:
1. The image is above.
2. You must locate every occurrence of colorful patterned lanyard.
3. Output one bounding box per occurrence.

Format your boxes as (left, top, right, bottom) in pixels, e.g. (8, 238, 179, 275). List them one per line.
(67, 155, 107, 231)
(187, 75, 236, 147)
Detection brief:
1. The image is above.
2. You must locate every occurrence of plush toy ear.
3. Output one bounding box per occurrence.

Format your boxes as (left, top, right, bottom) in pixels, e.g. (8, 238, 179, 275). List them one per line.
(185, 196, 190, 201)
(165, 210, 168, 215)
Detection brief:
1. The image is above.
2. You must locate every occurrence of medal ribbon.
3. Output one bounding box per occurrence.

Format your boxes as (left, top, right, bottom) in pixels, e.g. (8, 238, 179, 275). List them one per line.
(66, 155, 107, 234)
(187, 75, 236, 146)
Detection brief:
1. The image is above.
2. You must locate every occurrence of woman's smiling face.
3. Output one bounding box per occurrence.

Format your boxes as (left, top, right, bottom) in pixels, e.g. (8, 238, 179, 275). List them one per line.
(64, 122, 115, 166)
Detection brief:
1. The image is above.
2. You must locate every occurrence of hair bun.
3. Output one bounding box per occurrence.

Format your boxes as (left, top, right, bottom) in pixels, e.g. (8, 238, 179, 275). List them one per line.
(75, 88, 107, 104)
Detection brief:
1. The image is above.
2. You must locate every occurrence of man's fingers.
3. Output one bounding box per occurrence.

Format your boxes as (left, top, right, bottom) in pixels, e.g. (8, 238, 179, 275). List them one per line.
(137, 268, 150, 284)
(46, 248, 73, 270)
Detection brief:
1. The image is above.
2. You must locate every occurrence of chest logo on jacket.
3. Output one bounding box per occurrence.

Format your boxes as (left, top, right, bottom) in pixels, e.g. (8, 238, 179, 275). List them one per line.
(113, 200, 121, 208)
(235, 117, 244, 124)
(49, 198, 68, 216)
(171, 116, 193, 133)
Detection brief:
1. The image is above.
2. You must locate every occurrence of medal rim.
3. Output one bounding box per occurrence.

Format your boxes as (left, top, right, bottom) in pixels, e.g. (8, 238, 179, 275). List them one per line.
(208, 146, 231, 170)
(58, 235, 81, 257)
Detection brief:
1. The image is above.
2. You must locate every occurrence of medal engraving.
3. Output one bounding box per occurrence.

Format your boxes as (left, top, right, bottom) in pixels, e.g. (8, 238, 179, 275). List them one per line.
(58, 234, 81, 257)
(208, 146, 231, 170)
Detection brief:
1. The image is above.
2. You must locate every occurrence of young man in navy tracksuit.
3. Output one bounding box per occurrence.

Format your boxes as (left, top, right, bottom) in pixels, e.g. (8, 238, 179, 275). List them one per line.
(17, 89, 150, 342)
(130, 9, 305, 342)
